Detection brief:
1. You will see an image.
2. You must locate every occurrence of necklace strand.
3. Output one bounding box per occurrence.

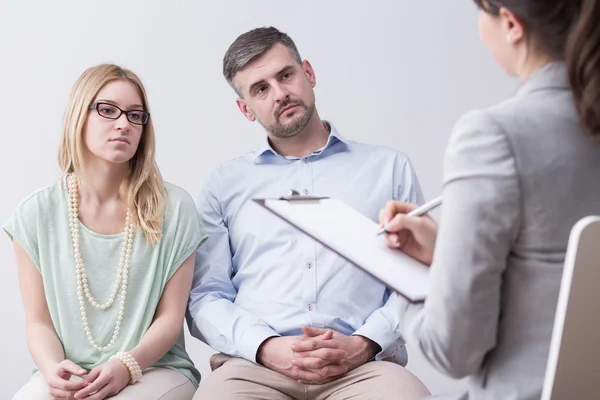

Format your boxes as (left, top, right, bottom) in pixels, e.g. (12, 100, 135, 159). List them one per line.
(67, 174, 134, 352)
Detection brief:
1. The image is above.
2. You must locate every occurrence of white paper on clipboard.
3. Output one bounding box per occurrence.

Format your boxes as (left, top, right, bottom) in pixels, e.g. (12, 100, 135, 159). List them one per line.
(253, 197, 430, 303)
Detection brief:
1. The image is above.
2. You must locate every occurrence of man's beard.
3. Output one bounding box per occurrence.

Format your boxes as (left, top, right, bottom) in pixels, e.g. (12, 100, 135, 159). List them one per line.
(257, 99, 316, 139)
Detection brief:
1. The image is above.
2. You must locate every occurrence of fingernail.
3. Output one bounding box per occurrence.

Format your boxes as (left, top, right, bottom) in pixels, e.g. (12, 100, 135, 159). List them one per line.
(292, 360, 297, 365)
(290, 345, 295, 351)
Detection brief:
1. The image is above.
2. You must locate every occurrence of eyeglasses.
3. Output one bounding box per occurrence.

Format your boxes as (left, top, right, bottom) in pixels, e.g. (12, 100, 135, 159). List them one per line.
(89, 102, 150, 125)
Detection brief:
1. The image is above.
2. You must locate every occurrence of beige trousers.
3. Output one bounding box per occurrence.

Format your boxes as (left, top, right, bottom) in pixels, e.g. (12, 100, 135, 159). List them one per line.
(193, 353, 430, 400)
(12, 367, 196, 400)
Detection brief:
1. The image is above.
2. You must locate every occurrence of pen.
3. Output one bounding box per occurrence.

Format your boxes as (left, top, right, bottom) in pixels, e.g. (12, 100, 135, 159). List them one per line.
(376, 196, 443, 236)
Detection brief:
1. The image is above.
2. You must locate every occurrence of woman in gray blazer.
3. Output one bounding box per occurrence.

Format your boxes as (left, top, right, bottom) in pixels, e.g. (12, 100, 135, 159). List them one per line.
(379, 0, 600, 399)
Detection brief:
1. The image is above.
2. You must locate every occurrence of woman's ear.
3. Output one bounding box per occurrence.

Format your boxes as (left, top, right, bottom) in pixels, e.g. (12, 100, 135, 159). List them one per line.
(499, 7, 525, 44)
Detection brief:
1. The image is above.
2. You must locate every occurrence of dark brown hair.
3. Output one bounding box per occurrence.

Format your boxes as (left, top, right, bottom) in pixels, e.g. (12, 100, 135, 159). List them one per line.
(474, 0, 600, 139)
(223, 27, 302, 97)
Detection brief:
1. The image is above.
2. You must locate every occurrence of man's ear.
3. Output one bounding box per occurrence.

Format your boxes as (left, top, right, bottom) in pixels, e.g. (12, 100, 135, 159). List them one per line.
(302, 60, 316, 88)
(236, 98, 256, 122)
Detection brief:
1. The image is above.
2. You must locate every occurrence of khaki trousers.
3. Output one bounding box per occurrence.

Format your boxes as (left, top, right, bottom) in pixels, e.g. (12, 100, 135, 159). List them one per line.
(12, 367, 196, 400)
(193, 353, 430, 400)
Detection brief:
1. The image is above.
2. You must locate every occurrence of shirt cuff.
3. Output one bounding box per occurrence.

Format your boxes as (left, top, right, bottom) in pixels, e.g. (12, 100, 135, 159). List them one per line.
(236, 324, 280, 364)
(352, 317, 401, 359)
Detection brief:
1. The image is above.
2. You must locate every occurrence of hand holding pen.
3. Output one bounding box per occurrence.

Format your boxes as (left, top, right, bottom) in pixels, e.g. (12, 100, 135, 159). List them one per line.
(378, 196, 442, 265)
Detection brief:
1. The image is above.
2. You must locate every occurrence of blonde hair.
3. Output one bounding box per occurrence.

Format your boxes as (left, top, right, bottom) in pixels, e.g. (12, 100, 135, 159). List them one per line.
(58, 64, 165, 244)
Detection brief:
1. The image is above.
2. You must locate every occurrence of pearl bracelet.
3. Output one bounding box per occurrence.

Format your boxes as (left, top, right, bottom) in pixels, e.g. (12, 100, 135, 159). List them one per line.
(110, 352, 142, 384)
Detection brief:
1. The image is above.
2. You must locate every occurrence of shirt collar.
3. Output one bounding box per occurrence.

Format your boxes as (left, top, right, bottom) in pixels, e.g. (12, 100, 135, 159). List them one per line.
(253, 121, 350, 164)
(516, 60, 569, 97)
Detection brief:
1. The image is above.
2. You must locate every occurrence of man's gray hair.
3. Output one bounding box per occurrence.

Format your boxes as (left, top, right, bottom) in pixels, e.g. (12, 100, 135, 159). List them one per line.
(223, 27, 302, 97)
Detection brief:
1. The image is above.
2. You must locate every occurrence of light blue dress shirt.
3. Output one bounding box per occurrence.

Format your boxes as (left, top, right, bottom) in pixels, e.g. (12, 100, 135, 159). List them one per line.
(188, 121, 424, 365)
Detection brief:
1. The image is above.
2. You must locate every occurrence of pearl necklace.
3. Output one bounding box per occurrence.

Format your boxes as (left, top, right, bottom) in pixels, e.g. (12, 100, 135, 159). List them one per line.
(67, 174, 134, 352)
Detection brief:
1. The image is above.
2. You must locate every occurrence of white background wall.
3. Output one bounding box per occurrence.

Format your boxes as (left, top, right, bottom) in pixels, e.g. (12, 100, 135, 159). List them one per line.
(0, 0, 516, 397)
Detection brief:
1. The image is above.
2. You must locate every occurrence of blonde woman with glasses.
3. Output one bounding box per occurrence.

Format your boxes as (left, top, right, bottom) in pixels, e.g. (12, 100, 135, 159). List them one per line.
(5, 64, 207, 400)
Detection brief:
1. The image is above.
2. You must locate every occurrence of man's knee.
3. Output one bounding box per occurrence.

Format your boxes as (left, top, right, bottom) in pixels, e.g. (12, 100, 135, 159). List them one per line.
(194, 357, 297, 400)
(193, 358, 257, 398)
(358, 361, 430, 395)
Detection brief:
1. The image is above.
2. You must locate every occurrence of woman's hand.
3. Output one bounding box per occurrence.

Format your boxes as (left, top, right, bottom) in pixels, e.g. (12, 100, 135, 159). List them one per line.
(73, 359, 130, 399)
(42, 359, 88, 399)
(379, 201, 439, 265)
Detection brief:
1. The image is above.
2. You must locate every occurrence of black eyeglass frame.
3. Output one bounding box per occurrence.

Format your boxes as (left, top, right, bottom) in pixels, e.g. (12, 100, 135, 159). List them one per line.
(89, 102, 150, 125)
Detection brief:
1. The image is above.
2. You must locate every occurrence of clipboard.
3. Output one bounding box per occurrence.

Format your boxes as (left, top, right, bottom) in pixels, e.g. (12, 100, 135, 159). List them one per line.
(253, 193, 429, 303)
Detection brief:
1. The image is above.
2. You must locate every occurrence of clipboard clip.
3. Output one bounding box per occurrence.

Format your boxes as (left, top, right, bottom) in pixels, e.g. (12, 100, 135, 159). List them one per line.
(279, 189, 328, 202)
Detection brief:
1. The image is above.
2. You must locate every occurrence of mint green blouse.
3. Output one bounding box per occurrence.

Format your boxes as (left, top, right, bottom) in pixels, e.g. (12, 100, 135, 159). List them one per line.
(3, 178, 207, 387)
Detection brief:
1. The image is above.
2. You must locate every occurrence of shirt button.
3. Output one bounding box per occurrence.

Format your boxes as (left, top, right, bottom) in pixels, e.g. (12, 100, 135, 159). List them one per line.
(307, 262, 312, 269)
(308, 304, 312, 311)
(304, 189, 309, 195)
(303, 158, 308, 163)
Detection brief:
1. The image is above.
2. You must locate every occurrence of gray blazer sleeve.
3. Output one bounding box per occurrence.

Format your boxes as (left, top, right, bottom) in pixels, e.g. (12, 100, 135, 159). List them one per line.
(399, 110, 521, 378)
